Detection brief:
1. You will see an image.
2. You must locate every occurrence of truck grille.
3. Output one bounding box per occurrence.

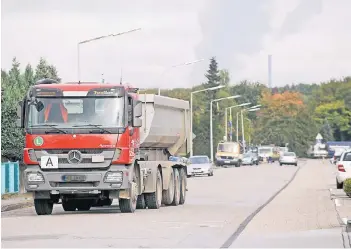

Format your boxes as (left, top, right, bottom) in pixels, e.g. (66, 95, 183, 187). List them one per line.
(221, 156, 234, 159)
(43, 149, 110, 154)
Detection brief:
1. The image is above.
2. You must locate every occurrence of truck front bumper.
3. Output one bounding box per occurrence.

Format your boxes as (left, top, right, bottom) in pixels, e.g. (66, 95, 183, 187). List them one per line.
(24, 165, 130, 194)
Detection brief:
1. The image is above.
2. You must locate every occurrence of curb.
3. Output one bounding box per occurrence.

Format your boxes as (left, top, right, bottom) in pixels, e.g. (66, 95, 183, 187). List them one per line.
(1, 201, 33, 212)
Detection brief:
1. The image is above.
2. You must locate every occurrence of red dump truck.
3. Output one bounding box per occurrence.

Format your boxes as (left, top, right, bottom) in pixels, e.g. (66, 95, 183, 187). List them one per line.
(16, 79, 190, 215)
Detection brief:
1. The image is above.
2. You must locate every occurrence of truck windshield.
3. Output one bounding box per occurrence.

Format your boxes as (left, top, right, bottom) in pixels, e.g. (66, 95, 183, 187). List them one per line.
(259, 148, 272, 154)
(27, 97, 124, 129)
(217, 143, 236, 153)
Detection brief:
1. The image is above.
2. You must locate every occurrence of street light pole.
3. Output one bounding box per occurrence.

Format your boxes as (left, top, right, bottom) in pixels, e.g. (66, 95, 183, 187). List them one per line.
(241, 106, 261, 153)
(210, 95, 241, 161)
(77, 28, 141, 81)
(224, 102, 251, 142)
(158, 59, 205, 95)
(190, 85, 225, 157)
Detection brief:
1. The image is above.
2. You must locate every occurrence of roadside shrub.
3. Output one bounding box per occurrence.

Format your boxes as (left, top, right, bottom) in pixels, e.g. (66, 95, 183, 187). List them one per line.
(343, 178, 351, 197)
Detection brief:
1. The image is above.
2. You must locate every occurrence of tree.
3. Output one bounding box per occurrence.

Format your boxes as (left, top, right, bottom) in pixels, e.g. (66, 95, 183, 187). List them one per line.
(219, 69, 230, 86)
(205, 57, 220, 87)
(24, 64, 35, 87)
(34, 57, 60, 82)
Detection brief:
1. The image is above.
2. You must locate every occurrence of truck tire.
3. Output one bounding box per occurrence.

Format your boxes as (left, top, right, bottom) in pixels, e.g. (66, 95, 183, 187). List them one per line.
(162, 169, 174, 205)
(62, 200, 76, 211)
(76, 200, 91, 211)
(136, 194, 146, 209)
(119, 166, 138, 213)
(179, 168, 187, 205)
(145, 169, 162, 209)
(34, 199, 53, 215)
(172, 168, 180, 206)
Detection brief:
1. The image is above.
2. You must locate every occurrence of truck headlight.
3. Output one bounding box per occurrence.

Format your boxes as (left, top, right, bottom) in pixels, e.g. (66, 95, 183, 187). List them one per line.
(27, 172, 44, 183)
(104, 171, 123, 183)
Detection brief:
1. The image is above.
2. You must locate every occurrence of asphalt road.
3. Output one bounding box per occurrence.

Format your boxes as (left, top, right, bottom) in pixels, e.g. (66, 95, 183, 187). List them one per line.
(2, 161, 311, 248)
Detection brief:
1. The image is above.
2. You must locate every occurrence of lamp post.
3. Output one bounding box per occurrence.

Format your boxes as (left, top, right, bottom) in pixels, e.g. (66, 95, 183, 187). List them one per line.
(210, 95, 241, 161)
(241, 106, 261, 153)
(224, 102, 251, 141)
(77, 28, 141, 81)
(158, 59, 205, 96)
(190, 85, 225, 156)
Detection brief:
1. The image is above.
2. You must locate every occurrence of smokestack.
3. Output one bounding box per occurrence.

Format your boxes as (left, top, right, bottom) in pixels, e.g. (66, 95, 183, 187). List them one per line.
(268, 54, 272, 88)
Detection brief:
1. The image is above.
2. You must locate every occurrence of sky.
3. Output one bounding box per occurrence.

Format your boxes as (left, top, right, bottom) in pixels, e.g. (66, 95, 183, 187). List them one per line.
(1, 0, 351, 89)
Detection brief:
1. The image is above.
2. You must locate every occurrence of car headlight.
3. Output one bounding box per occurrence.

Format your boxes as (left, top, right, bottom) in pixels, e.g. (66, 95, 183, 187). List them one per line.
(27, 172, 44, 183)
(104, 171, 123, 183)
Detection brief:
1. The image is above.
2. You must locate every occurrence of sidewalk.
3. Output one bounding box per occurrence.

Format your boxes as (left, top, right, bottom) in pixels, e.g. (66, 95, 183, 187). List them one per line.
(231, 159, 348, 248)
(1, 193, 33, 212)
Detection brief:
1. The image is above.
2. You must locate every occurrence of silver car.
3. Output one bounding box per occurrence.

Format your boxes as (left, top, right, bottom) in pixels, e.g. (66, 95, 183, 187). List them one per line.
(187, 155, 214, 177)
(279, 152, 298, 166)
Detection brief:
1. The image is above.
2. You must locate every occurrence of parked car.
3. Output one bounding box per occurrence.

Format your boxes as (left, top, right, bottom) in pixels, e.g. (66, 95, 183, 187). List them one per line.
(242, 152, 259, 166)
(187, 155, 214, 177)
(336, 149, 351, 189)
(331, 148, 348, 164)
(279, 152, 298, 166)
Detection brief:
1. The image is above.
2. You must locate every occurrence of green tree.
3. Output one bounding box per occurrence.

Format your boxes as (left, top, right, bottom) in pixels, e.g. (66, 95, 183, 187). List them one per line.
(34, 57, 61, 82)
(219, 69, 230, 86)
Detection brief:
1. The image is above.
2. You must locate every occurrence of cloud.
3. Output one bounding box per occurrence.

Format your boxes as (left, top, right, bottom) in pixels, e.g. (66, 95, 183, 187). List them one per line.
(1, 0, 350, 89)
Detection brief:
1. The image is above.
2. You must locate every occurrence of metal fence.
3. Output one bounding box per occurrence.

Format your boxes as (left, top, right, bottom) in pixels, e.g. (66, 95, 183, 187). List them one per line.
(1, 161, 20, 194)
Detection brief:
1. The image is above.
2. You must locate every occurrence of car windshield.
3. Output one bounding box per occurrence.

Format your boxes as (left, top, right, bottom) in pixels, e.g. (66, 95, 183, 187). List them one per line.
(244, 153, 252, 158)
(284, 152, 295, 156)
(26, 96, 124, 129)
(217, 143, 237, 153)
(190, 156, 209, 164)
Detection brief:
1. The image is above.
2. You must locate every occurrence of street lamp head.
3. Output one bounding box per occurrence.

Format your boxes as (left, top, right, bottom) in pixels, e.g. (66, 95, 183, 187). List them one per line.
(184, 59, 205, 65)
(238, 102, 251, 107)
(209, 85, 225, 91)
(248, 108, 260, 112)
(250, 105, 262, 109)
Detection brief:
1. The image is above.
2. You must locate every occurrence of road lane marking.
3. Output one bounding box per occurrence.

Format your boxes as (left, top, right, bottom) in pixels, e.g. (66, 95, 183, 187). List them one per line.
(335, 199, 341, 207)
(220, 166, 301, 248)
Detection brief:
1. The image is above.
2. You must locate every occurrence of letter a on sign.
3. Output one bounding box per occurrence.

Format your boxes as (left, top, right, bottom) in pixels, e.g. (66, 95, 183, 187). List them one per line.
(46, 157, 53, 167)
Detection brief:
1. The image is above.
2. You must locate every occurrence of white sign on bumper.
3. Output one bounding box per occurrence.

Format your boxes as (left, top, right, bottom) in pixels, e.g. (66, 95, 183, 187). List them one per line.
(40, 156, 59, 169)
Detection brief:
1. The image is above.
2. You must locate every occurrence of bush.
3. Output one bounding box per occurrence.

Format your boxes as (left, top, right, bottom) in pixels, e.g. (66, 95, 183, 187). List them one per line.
(343, 178, 351, 196)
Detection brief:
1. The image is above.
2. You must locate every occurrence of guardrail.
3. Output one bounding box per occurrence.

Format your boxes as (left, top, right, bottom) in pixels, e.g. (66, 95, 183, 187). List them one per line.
(1, 162, 20, 194)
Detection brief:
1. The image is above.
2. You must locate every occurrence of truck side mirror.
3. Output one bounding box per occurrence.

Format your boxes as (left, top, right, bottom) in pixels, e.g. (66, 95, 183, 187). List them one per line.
(16, 101, 24, 128)
(132, 100, 142, 127)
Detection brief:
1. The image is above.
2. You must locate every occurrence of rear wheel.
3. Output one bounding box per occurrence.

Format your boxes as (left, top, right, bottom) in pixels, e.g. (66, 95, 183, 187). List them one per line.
(179, 168, 187, 205)
(145, 170, 162, 209)
(34, 199, 53, 215)
(336, 179, 343, 189)
(76, 200, 91, 211)
(136, 194, 146, 209)
(280, 163, 283, 166)
(172, 168, 180, 206)
(162, 169, 174, 205)
(62, 200, 76, 211)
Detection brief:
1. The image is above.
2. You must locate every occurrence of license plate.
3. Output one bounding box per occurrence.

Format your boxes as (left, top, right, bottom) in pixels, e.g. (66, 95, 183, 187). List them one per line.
(225, 160, 230, 163)
(62, 175, 86, 182)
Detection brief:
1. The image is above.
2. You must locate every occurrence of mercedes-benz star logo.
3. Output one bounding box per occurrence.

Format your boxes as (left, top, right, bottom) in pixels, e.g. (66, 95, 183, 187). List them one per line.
(67, 150, 82, 164)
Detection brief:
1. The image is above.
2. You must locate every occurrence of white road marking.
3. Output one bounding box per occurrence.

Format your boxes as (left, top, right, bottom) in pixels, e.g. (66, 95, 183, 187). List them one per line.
(335, 199, 341, 207)
(342, 217, 348, 225)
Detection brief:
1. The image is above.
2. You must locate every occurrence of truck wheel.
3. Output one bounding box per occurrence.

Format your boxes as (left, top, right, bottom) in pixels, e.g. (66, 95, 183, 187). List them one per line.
(145, 169, 162, 209)
(162, 169, 174, 205)
(76, 201, 91, 211)
(105, 199, 113, 206)
(34, 199, 53, 215)
(136, 194, 146, 209)
(119, 167, 138, 213)
(172, 168, 180, 206)
(62, 200, 76, 211)
(179, 168, 187, 205)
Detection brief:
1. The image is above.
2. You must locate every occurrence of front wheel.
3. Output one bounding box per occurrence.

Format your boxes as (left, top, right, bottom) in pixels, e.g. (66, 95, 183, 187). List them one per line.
(34, 199, 53, 215)
(119, 166, 138, 213)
